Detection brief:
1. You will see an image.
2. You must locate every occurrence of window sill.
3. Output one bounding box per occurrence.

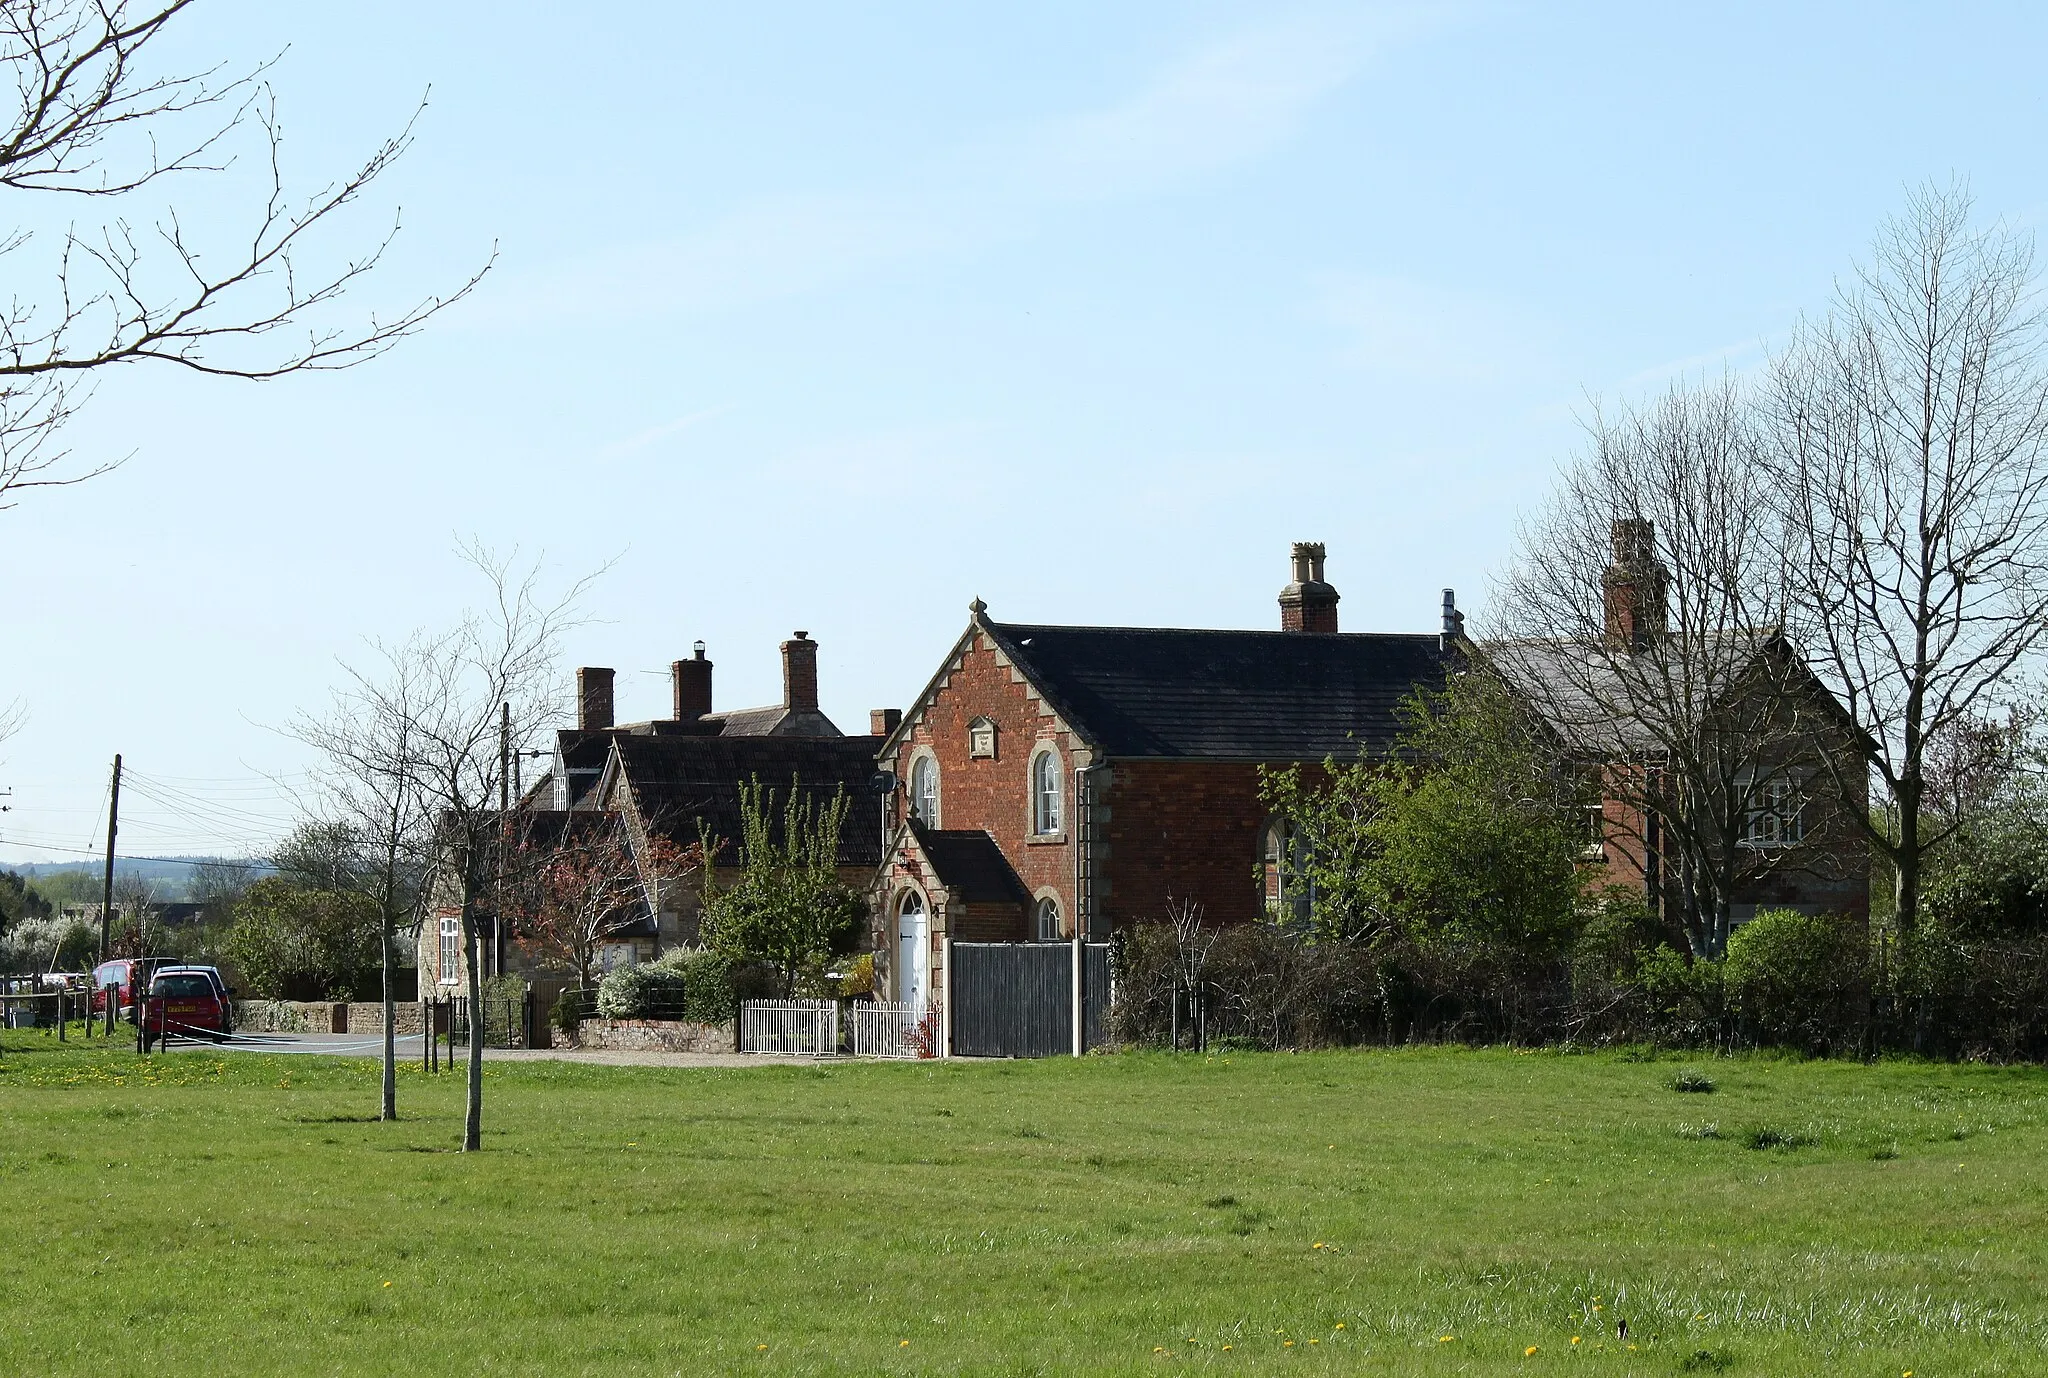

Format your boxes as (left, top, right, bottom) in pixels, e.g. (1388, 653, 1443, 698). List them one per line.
(1027, 832, 1068, 846)
(1740, 839, 1802, 851)
(1580, 846, 1608, 862)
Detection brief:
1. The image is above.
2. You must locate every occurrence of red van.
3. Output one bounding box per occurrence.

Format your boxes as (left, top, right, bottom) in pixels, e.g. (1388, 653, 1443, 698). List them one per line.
(92, 958, 171, 1022)
(142, 967, 232, 1044)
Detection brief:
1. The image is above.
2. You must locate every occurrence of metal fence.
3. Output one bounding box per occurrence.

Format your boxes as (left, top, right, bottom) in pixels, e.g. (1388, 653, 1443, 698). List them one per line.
(849, 1000, 935, 1059)
(951, 942, 1111, 1058)
(739, 998, 839, 1055)
(446, 994, 533, 1050)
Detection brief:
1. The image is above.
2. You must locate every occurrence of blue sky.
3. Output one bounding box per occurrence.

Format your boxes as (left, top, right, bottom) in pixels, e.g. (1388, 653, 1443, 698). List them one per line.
(6, 1, 2047, 862)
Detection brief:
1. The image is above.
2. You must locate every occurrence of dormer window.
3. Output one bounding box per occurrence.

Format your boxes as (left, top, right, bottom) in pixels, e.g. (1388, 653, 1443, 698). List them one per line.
(968, 717, 998, 760)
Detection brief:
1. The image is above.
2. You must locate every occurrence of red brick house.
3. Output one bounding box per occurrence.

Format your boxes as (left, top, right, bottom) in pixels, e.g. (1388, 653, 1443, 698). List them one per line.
(868, 543, 1448, 1007)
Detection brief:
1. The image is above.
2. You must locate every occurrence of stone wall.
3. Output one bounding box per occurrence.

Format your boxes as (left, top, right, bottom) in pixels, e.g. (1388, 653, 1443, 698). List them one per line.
(233, 1001, 428, 1035)
(345, 1002, 427, 1035)
(576, 1019, 733, 1053)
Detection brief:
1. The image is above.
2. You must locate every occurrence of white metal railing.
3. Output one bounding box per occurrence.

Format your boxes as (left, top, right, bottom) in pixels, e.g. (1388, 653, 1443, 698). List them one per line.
(739, 999, 839, 1056)
(850, 1001, 936, 1059)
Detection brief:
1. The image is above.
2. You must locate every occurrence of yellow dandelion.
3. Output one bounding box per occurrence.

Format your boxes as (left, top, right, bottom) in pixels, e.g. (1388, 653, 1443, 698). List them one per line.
(1572, 1336, 1582, 1345)
(1593, 1304, 1603, 1312)
(1223, 1345, 1233, 1351)
(756, 1345, 768, 1352)
(1308, 1339, 1319, 1345)
(899, 1341, 910, 1348)
(1154, 1347, 1166, 1354)
(1525, 1345, 1540, 1356)
(382, 1281, 392, 1288)
(1439, 1335, 1454, 1343)
(1313, 1242, 1325, 1249)
(1335, 1322, 1345, 1329)
(1284, 1340, 1295, 1348)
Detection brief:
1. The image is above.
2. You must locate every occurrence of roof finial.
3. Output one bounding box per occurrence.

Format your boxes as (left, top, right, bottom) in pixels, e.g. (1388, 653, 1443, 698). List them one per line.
(969, 597, 988, 618)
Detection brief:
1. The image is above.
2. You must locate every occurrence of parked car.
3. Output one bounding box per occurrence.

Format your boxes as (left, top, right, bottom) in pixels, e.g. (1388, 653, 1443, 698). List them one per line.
(91, 958, 173, 1022)
(142, 966, 233, 1044)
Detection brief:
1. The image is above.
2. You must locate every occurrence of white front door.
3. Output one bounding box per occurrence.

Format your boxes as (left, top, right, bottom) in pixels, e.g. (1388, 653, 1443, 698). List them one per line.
(897, 892, 929, 1010)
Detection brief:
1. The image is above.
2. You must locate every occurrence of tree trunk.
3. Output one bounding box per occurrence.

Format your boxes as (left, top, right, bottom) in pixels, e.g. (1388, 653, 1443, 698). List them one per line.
(379, 910, 396, 1121)
(463, 921, 484, 1152)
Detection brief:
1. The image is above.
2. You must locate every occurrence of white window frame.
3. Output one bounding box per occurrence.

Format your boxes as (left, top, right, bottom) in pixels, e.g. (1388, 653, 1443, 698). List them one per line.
(1030, 746, 1063, 835)
(437, 915, 461, 985)
(1034, 894, 1062, 941)
(909, 752, 940, 827)
(1742, 774, 1806, 849)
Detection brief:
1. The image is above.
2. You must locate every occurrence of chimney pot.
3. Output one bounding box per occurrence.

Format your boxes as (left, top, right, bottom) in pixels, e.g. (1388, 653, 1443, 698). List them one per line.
(1278, 541, 1340, 633)
(870, 707, 902, 737)
(781, 632, 820, 712)
(576, 667, 616, 732)
(673, 646, 713, 721)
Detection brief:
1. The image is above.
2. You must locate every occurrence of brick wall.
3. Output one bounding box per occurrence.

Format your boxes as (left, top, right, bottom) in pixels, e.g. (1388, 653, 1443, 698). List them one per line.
(1100, 760, 1269, 929)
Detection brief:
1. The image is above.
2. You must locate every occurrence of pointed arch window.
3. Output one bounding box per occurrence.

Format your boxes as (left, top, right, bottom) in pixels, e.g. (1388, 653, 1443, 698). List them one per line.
(910, 754, 940, 826)
(1031, 747, 1063, 835)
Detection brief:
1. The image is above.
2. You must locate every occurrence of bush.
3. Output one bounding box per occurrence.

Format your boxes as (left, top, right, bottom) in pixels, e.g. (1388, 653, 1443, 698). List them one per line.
(550, 986, 583, 1035)
(1725, 910, 1867, 1055)
(596, 963, 690, 1019)
(1672, 1067, 1716, 1093)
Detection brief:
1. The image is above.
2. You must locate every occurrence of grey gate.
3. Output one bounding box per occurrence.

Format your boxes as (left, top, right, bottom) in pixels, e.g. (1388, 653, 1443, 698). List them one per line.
(951, 942, 1112, 1058)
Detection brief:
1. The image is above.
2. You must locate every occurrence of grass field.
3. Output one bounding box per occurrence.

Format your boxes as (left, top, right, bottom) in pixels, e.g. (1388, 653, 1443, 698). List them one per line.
(1, 1034, 2045, 1376)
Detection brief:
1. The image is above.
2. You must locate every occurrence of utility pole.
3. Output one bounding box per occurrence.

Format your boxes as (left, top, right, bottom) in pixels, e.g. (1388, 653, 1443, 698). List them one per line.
(98, 754, 122, 961)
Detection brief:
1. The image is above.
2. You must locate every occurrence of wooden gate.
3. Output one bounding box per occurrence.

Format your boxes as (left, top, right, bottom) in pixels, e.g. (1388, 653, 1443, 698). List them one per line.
(950, 942, 1111, 1058)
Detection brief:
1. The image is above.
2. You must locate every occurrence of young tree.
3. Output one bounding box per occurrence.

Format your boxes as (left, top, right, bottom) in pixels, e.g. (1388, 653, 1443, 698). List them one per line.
(0, 1, 489, 508)
(1766, 184, 2048, 933)
(503, 817, 701, 992)
(699, 778, 863, 997)
(293, 672, 432, 1122)
(1491, 378, 1823, 957)
(327, 546, 585, 1150)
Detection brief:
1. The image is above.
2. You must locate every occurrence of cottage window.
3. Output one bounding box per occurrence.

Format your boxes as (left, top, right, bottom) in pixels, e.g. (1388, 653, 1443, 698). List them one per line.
(1261, 817, 1314, 925)
(1743, 776, 1806, 848)
(437, 915, 461, 985)
(1031, 748, 1063, 835)
(1035, 895, 1062, 941)
(910, 754, 940, 826)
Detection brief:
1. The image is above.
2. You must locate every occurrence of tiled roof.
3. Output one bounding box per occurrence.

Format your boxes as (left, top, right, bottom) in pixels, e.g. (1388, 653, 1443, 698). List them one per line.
(907, 822, 1031, 906)
(608, 734, 890, 867)
(981, 620, 1445, 761)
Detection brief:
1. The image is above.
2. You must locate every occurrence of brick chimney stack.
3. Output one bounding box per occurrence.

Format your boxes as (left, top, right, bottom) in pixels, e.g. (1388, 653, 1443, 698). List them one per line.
(673, 641, 712, 720)
(781, 631, 819, 711)
(1278, 542, 1340, 633)
(870, 708, 902, 737)
(576, 666, 616, 731)
(1603, 518, 1668, 651)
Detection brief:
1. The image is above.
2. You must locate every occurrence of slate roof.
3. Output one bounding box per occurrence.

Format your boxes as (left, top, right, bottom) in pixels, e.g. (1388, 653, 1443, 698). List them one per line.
(906, 821, 1031, 906)
(979, 620, 1446, 761)
(604, 734, 890, 867)
(1484, 632, 1777, 752)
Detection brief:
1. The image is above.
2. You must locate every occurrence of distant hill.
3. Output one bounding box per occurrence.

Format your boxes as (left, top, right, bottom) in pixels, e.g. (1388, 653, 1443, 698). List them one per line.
(2, 858, 275, 901)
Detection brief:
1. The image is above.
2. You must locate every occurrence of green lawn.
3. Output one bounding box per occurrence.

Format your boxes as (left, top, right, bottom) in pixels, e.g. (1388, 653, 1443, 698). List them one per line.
(1, 1033, 2044, 1376)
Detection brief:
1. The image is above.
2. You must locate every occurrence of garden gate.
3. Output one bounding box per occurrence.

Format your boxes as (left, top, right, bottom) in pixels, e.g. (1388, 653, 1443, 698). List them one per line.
(949, 942, 1111, 1058)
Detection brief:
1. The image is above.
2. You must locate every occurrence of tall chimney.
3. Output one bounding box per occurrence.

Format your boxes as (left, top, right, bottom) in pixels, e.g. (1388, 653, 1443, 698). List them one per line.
(781, 631, 819, 711)
(1278, 541, 1340, 633)
(673, 641, 713, 720)
(1603, 518, 1668, 650)
(870, 708, 902, 737)
(576, 666, 616, 731)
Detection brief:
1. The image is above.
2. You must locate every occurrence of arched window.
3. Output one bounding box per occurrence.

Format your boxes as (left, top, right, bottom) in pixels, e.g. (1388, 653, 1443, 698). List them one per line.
(909, 754, 939, 826)
(1031, 747, 1063, 835)
(1034, 894, 1062, 941)
(1261, 816, 1314, 925)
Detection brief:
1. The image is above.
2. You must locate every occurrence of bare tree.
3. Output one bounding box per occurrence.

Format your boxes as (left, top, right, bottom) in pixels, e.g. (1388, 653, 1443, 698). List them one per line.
(500, 816, 701, 993)
(327, 545, 586, 1150)
(1765, 183, 2048, 933)
(293, 666, 433, 1123)
(1491, 378, 1835, 957)
(0, 1, 489, 508)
